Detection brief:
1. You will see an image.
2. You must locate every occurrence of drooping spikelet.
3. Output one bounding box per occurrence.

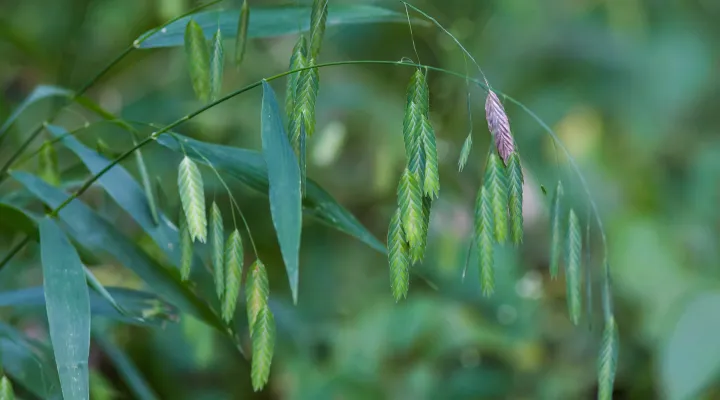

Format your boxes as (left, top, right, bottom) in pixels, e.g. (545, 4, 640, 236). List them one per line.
(387, 209, 410, 301)
(485, 90, 515, 163)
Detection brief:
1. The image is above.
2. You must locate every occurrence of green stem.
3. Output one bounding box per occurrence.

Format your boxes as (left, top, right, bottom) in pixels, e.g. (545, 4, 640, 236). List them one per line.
(1, 59, 609, 300)
(0, 0, 225, 183)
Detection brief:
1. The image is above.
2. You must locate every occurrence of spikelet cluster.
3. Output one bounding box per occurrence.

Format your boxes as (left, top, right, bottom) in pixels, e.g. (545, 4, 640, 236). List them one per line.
(184, 19, 225, 103)
(471, 148, 524, 294)
(184, 20, 212, 102)
(387, 69, 441, 299)
(178, 156, 207, 243)
(284, 0, 328, 194)
(246, 260, 275, 392)
(210, 202, 224, 299)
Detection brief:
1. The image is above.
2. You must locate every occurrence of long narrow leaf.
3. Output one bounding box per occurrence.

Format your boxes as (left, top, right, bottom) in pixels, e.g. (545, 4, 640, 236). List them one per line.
(0, 286, 178, 326)
(11, 172, 224, 333)
(261, 81, 302, 304)
(0, 85, 73, 141)
(0, 322, 61, 399)
(138, 5, 427, 49)
(157, 133, 385, 253)
(46, 124, 181, 266)
(94, 333, 160, 400)
(39, 217, 90, 400)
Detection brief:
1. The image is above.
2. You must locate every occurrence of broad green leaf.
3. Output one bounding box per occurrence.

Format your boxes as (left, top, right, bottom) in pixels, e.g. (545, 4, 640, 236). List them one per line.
(46, 124, 181, 265)
(0, 85, 73, 141)
(157, 133, 385, 254)
(39, 217, 91, 400)
(11, 172, 224, 333)
(94, 333, 159, 400)
(185, 19, 212, 102)
(261, 81, 302, 304)
(0, 286, 178, 326)
(0, 322, 61, 399)
(137, 5, 426, 49)
(661, 291, 720, 400)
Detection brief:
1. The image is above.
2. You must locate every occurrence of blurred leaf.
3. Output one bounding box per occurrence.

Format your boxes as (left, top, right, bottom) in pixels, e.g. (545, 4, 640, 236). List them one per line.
(261, 81, 302, 304)
(157, 133, 385, 254)
(137, 5, 426, 49)
(10, 172, 225, 333)
(39, 217, 91, 400)
(94, 332, 160, 400)
(46, 124, 181, 266)
(0, 286, 178, 326)
(0, 322, 61, 399)
(661, 291, 720, 400)
(0, 85, 72, 141)
(0, 202, 37, 239)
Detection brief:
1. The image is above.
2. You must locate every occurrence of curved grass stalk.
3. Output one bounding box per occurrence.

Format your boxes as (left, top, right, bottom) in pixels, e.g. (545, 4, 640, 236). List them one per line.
(0, 0, 225, 183)
(0, 60, 607, 297)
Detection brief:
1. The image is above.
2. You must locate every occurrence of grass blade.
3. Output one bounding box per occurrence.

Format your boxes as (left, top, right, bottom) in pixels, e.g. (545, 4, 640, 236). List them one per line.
(387, 209, 410, 301)
(251, 306, 275, 391)
(246, 260, 269, 330)
(0, 286, 178, 326)
(132, 141, 159, 226)
(0, 85, 72, 142)
(137, 5, 425, 49)
(0, 322, 60, 398)
(261, 81, 302, 304)
(94, 334, 159, 400)
(235, 0, 250, 66)
(210, 28, 224, 102)
(184, 19, 212, 102)
(566, 209, 582, 325)
(11, 171, 226, 334)
(507, 152, 524, 245)
(211, 202, 225, 301)
(158, 133, 385, 253)
(39, 217, 90, 400)
(549, 180, 564, 279)
(47, 124, 181, 266)
(222, 230, 244, 323)
(178, 156, 207, 243)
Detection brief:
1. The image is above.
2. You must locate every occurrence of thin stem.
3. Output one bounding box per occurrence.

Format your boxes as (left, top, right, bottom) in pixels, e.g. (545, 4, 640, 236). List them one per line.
(0, 0, 225, 183)
(2, 59, 609, 299)
(0, 236, 31, 271)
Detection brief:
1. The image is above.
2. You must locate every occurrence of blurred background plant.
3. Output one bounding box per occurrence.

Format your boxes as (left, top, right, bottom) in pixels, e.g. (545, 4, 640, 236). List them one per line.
(1, 0, 719, 399)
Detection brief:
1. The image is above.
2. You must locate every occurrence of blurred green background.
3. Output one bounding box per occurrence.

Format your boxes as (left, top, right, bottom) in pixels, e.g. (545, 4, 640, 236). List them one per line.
(1, 0, 720, 399)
